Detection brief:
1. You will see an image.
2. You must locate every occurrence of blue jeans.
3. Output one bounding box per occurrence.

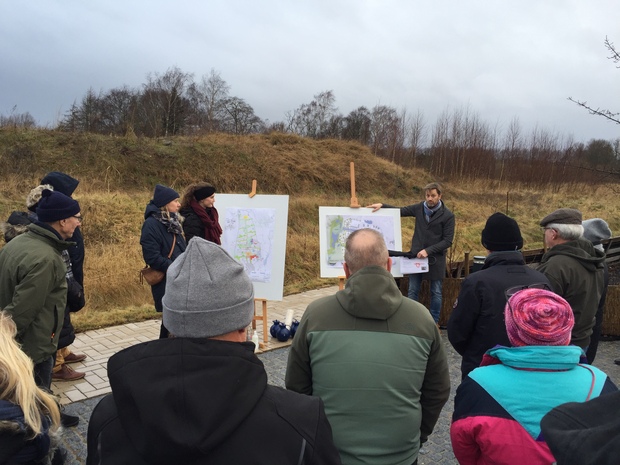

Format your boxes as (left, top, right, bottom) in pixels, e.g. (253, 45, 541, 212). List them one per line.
(408, 274, 442, 323)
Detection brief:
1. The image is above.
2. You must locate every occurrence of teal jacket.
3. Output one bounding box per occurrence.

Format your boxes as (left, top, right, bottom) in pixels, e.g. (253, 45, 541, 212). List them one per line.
(0, 224, 72, 363)
(286, 266, 450, 465)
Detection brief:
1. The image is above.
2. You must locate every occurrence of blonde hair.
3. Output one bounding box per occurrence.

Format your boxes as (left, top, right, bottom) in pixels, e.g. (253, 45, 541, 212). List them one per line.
(0, 312, 60, 437)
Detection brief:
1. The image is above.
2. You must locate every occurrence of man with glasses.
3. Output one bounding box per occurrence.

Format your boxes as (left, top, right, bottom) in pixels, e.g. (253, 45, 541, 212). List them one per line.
(0, 189, 81, 394)
(448, 213, 550, 379)
(538, 208, 605, 351)
(41, 171, 88, 390)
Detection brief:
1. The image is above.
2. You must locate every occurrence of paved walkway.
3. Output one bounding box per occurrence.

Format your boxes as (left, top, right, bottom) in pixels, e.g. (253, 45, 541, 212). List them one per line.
(52, 286, 340, 404)
(55, 285, 620, 465)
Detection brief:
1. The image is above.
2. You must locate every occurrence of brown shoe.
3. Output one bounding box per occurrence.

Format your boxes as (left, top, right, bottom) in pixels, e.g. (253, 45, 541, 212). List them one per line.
(52, 364, 85, 381)
(64, 352, 87, 364)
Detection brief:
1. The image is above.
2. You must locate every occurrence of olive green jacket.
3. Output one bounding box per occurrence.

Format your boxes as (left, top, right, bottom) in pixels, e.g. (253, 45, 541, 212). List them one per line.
(0, 224, 72, 363)
(538, 238, 605, 349)
(286, 266, 450, 465)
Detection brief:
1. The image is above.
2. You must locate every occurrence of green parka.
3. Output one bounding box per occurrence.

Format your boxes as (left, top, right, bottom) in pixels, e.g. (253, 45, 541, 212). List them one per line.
(537, 238, 605, 349)
(0, 224, 72, 363)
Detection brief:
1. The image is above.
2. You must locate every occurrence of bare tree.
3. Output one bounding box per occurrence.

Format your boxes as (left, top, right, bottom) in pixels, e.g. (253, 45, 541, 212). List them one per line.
(221, 97, 264, 134)
(141, 67, 193, 137)
(287, 90, 338, 138)
(568, 37, 620, 125)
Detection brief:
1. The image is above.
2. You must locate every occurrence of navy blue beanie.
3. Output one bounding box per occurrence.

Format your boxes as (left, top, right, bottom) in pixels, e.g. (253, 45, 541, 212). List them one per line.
(36, 189, 80, 222)
(152, 184, 179, 208)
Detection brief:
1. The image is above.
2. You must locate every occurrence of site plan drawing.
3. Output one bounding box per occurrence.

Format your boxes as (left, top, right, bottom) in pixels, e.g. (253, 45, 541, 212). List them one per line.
(217, 194, 289, 300)
(319, 206, 403, 278)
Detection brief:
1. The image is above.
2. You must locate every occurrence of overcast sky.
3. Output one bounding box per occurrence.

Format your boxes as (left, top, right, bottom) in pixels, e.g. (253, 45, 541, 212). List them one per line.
(2, 0, 619, 143)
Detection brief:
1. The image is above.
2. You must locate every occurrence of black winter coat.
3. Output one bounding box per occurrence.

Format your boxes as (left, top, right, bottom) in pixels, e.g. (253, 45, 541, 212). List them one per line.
(139, 203, 186, 312)
(447, 251, 551, 378)
(86, 338, 341, 465)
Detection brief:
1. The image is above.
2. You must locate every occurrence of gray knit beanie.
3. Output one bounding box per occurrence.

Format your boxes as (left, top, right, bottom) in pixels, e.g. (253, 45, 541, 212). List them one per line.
(583, 218, 612, 251)
(162, 237, 255, 338)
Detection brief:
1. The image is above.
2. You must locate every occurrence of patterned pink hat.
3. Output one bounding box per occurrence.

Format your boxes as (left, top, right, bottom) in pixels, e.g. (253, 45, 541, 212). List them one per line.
(505, 288, 574, 347)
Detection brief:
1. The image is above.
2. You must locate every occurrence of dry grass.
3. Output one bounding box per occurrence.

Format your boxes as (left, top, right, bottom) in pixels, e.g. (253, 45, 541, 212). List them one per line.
(1, 129, 619, 331)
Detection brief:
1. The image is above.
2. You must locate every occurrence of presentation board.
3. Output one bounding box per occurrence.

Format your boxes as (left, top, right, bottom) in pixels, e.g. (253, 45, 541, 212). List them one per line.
(216, 194, 289, 301)
(319, 206, 403, 278)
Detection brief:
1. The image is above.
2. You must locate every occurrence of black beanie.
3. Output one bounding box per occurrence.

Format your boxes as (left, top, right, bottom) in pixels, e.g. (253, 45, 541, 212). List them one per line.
(194, 185, 216, 201)
(152, 184, 179, 208)
(481, 212, 523, 251)
(36, 189, 81, 223)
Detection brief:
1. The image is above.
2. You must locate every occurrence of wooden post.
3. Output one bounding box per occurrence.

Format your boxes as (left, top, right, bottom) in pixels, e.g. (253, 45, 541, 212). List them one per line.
(350, 162, 360, 208)
(464, 251, 470, 277)
(249, 179, 257, 198)
(338, 276, 346, 290)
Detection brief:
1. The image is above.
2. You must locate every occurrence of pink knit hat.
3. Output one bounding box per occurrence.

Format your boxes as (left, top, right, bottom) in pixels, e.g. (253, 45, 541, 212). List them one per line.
(505, 288, 574, 347)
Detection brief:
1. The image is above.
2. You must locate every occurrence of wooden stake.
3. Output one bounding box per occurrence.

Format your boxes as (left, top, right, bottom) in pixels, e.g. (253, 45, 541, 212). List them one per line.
(249, 179, 257, 198)
(350, 162, 360, 208)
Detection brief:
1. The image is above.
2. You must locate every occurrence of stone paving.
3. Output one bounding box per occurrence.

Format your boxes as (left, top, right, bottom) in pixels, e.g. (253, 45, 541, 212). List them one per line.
(55, 284, 620, 464)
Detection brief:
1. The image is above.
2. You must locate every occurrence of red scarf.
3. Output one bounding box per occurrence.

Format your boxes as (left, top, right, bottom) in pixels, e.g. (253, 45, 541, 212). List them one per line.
(190, 198, 222, 245)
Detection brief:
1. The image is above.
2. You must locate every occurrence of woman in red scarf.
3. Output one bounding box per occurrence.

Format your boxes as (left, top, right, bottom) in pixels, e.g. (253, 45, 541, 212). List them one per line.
(180, 182, 223, 244)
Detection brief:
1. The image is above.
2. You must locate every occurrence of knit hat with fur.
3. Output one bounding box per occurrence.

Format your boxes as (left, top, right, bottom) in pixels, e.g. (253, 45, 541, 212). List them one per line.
(26, 184, 54, 212)
(505, 288, 574, 347)
(152, 184, 179, 208)
(36, 189, 80, 223)
(162, 237, 255, 338)
(481, 212, 523, 251)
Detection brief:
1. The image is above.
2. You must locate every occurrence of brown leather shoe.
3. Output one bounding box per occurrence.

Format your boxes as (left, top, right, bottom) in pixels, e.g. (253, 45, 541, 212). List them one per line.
(64, 352, 87, 364)
(52, 364, 85, 381)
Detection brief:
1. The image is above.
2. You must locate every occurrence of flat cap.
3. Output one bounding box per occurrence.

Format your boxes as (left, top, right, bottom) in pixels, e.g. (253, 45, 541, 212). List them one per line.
(540, 208, 582, 227)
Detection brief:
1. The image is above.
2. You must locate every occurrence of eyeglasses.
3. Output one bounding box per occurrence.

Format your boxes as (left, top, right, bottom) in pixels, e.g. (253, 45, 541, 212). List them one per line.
(505, 283, 551, 301)
(71, 215, 83, 223)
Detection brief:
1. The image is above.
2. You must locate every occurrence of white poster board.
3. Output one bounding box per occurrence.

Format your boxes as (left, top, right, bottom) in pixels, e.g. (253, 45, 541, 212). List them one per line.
(216, 194, 289, 301)
(319, 206, 403, 278)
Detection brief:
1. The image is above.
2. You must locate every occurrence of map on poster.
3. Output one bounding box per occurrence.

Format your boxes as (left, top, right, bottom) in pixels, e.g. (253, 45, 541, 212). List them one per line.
(216, 194, 289, 301)
(222, 207, 275, 283)
(319, 206, 403, 278)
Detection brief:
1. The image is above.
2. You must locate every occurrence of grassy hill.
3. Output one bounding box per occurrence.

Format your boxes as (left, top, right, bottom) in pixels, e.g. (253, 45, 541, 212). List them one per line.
(1, 128, 619, 331)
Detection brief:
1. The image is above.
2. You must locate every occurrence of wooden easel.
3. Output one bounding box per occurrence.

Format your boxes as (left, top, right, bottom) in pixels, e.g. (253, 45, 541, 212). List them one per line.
(247, 179, 268, 347)
(338, 162, 362, 289)
(252, 298, 269, 346)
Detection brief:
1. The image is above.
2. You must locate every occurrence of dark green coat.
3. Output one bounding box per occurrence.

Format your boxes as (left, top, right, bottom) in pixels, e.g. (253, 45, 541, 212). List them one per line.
(0, 224, 72, 363)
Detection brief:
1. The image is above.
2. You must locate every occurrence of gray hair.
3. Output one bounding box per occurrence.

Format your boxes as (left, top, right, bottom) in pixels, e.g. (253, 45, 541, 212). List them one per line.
(547, 223, 584, 241)
(344, 229, 389, 275)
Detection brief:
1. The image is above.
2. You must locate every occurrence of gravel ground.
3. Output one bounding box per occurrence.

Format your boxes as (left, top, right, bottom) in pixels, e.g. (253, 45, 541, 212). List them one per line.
(59, 335, 620, 464)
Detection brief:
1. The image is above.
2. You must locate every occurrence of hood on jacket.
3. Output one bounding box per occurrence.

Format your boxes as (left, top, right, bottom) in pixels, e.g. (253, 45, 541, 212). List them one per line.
(486, 345, 583, 370)
(107, 338, 268, 465)
(541, 238, 605, 272)
(40, 172, 79, 197)
(1, 211, 34, 243)
(336, 265, 403, 320)
(144, 201, 161, 220)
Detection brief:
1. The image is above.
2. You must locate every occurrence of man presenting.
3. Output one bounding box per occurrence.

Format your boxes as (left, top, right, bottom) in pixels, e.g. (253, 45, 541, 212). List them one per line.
(286, 228, 450, 465)
(0, 189, 81, 389)
(368, 182, 455, 323)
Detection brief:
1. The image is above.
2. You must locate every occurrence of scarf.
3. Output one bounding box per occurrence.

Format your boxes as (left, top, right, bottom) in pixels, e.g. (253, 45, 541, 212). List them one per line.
(153, 211, 183, 235)
(190, 198, 222, 245)
(423, 200, 442, 222)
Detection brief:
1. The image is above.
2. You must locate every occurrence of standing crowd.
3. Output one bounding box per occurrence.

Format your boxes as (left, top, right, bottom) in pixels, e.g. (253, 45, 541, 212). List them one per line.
(0, 177, 619, 464)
